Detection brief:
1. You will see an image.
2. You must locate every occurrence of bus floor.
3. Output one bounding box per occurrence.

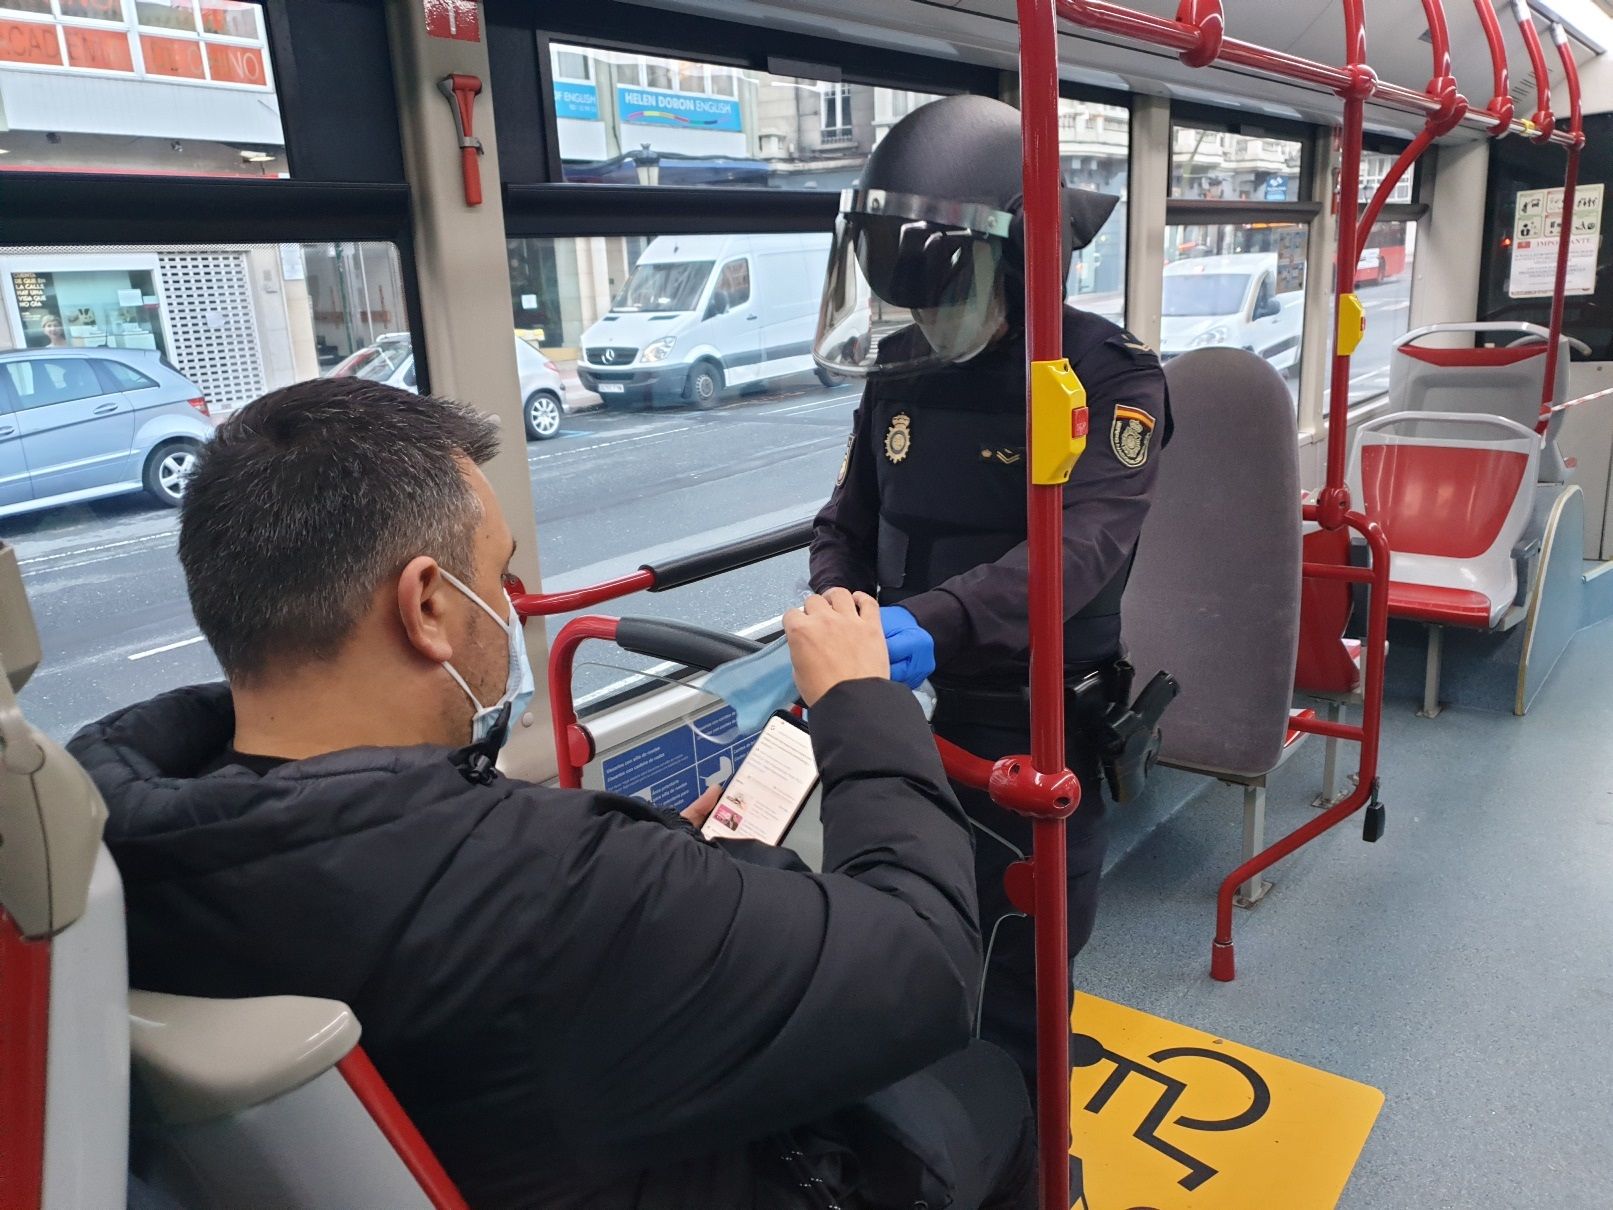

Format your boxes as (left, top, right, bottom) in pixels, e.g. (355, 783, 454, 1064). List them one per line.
(789, 621, 1613, 1205)
(1078, 617, 1613, 1207)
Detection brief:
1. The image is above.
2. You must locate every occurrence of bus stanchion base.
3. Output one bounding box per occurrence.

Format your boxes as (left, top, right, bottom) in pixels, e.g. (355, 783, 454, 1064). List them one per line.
(1211, 941, 1236, 982)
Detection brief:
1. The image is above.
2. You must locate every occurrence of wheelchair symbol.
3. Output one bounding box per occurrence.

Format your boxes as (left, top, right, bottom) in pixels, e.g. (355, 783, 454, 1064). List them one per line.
(1069, 1032, 1273, 1202)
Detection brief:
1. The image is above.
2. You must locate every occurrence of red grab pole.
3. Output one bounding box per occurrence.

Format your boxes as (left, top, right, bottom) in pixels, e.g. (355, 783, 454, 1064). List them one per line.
(1012, 1, 1082, 1204)
(1541, 25, 1585, 418)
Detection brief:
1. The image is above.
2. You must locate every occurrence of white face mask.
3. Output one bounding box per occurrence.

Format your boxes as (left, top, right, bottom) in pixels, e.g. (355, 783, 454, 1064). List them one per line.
(438, 568, 535, 749)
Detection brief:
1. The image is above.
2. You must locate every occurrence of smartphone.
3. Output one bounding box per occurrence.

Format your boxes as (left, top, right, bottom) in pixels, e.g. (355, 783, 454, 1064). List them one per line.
(700, 711, 819, 846)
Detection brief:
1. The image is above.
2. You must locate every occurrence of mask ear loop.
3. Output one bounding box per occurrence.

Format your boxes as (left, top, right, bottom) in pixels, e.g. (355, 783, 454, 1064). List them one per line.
(571, 657, 747, 746)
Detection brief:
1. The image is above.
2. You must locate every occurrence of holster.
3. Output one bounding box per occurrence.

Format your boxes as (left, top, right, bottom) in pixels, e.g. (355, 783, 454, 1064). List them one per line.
(1069, 661, 1180, 804)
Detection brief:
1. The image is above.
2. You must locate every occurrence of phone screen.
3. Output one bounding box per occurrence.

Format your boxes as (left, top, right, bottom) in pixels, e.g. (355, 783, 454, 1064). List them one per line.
(700, 712, 819, 846)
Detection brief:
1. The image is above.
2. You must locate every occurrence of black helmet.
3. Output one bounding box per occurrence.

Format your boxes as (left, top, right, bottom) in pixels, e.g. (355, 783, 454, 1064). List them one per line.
(814, 94, 1119, 377)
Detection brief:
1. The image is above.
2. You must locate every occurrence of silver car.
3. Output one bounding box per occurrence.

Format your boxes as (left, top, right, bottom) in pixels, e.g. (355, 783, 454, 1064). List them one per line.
(0, 348, 215, 520)
(328, 332, 570, 440)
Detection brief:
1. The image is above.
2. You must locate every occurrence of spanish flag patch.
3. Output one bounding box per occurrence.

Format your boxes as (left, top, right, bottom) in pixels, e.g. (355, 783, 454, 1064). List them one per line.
(1111, 406, 1156, 468)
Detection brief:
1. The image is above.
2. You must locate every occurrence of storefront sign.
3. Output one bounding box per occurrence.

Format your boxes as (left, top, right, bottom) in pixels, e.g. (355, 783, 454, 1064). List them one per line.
(616, 86, 742, 133)
(0, 19, 63, 66)
(1510, 184, 1603, 298)
(0, 13, 268, 86)
(141, 35, 206, 80)
(205, 42, 266, 86)
(64, 26, 134, 73)
(554, 81, 600, 122)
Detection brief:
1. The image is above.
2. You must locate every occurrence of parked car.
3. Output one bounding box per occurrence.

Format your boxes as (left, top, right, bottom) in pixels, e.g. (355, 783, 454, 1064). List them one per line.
(1160, 252, 1303, 373)
(0, 347, 214, 519)
(328, 333, 569, 440)
(578, 232, 834, 408)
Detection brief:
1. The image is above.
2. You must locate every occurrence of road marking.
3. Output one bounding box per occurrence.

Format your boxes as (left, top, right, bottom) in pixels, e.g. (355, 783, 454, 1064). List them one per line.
(16, 529, 176, 568)
(127, 635, 207, 661)
(528, 421, 705, 464)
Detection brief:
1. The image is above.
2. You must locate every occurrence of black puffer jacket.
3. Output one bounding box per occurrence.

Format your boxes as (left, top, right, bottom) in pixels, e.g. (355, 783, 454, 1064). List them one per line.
(71, 678, 982, 1208)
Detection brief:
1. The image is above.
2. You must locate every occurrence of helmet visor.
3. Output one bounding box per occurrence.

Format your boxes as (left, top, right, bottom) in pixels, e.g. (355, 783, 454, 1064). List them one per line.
(814, 189, 1011, 378)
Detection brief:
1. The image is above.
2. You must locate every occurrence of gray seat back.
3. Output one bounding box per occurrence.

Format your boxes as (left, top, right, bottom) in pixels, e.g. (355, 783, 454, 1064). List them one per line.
(1388, 329, 1573, 482)
(1124, 349, 1302, 779)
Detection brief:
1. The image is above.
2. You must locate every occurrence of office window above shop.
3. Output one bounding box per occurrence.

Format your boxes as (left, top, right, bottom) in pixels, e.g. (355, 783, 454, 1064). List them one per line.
(1170, 123, 1305, 202)
(0, 0, 284, 175)
(548, 42, 941, 189)
(1061, 96, 1129, 327)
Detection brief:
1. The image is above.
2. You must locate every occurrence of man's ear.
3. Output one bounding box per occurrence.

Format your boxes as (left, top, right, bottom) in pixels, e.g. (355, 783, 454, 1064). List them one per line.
(397, 556, 455, 665)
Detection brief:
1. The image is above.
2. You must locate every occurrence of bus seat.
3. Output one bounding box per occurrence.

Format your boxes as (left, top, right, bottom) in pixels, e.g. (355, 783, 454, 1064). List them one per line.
(131, 992, 469, 1210)
(1348, 411, 1540, 717)
(1125, 348, 1303, 906)
(1389, 323, 1583, 484)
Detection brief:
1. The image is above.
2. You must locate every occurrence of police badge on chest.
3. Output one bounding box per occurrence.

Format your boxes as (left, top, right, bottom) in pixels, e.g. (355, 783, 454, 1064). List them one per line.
(1110, 406, 1155, 469)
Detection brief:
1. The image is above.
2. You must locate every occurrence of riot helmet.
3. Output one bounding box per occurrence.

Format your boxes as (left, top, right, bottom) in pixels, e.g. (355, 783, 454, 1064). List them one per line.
(814, 94, 1119, 378)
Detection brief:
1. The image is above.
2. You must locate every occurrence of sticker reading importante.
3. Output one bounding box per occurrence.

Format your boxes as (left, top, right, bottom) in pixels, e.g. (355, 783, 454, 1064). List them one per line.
(1069, 992, 1384, 1209)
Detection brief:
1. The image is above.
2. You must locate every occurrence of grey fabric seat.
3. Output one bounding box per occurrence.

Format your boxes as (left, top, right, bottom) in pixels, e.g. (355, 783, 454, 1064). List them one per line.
(1124, 348, 1303, 904)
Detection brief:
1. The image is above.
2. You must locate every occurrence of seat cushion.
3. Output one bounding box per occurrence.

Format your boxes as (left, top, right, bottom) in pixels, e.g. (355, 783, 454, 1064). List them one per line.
(1386, 582, 1494, 627)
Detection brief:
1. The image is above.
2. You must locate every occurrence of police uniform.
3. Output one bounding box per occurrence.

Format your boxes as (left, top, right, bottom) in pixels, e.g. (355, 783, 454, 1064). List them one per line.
(810, 303, 1171, 1084)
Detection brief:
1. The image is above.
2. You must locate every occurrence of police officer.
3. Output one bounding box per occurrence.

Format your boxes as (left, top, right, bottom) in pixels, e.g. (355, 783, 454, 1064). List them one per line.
(809, 94, 1172, 1090)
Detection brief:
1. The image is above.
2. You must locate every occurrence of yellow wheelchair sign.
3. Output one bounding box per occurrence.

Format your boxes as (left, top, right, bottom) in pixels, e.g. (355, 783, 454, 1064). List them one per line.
(1070, 993, 1384, 1209)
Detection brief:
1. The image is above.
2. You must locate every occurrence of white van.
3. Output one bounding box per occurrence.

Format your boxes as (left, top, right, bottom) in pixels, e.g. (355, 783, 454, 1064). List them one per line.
(577, 233, 833, 408)
(1159, 252, 1304, 373)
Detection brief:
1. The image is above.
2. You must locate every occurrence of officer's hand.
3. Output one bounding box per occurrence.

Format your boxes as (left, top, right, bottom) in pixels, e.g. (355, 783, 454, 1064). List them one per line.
(880, 606, 936, 690)
(783, 588, 889, 707)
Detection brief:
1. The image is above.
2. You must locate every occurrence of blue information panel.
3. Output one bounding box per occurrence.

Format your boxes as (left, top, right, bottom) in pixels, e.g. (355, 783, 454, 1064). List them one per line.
(553, 81, 600, 122)
(601, 706, 762, 810)
(616, 85, 743, 132)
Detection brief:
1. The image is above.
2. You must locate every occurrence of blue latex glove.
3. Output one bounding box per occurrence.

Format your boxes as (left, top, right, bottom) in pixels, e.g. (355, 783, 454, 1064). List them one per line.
(880, 605, 936, 690)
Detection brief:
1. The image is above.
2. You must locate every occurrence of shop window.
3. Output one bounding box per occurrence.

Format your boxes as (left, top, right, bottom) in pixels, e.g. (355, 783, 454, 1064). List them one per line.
(547, 42, 941, 190)
(0, 0, 283, 175)
(1161, 221, 1308, 402)
(505, 230, 846, 700)
(1061, 97, 1129, 327)
(0, 241, 407, 743)
(1171, 124, 1304, 202)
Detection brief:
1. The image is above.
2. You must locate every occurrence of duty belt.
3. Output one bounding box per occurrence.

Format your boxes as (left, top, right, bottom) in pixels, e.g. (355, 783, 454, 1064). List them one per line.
(932, 661, 1179, 804)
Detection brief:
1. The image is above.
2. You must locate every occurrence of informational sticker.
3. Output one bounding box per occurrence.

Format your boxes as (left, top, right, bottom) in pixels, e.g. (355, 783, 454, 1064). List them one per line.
(1510, 183, 1603, 298)
(1069, 993, 1384, 1209)
(599, 705, 759, 810)
(422, 0, 479, 43)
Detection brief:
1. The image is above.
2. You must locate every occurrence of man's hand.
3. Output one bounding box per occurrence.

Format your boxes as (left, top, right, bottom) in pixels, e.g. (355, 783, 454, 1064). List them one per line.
(680, 783, 722, 828)
(783, 588, 889, 707)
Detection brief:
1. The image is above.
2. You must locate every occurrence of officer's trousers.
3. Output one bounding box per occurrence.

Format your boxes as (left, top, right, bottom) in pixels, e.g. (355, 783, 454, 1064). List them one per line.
(931, 709, 1107, 1100)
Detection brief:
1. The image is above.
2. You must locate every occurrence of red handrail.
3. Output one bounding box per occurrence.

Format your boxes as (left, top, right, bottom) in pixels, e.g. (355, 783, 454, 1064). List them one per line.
(1473, 0, 1516, 134)
(1514, 0, 1557, 142)
(546, 615, 621, 788)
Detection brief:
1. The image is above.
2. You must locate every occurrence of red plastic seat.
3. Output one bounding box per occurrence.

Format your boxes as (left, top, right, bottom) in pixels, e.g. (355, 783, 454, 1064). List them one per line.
(1384, 582, 1494, 627)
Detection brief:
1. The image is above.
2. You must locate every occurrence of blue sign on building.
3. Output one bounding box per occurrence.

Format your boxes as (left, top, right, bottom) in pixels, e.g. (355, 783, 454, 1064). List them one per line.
(1264, 175, 1290, 201)
(616, 85, 743, 133)
(553, 81, 600, 122)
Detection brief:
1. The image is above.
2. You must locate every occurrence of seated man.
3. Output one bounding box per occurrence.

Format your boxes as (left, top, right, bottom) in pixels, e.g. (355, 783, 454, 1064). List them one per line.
(71, 378, 1033, 1210)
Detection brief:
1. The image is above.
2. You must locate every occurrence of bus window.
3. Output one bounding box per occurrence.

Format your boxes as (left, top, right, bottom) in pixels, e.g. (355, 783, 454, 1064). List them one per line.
(507, 231, 846, 704)
(1326, 220, 1417, 411)
(1161, 222, 1308, 402)
(1170, 125, 1304, 202)
(1061, 98, 1129, 327)
(0, 241, 408, 741)
(548, 42, 941, 191)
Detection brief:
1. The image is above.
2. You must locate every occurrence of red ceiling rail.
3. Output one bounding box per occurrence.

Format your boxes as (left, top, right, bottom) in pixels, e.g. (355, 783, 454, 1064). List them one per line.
(1053, 0, 1576, 145)
(1514, 0, 1558, 141)
(1473, 0, 1516, 134)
